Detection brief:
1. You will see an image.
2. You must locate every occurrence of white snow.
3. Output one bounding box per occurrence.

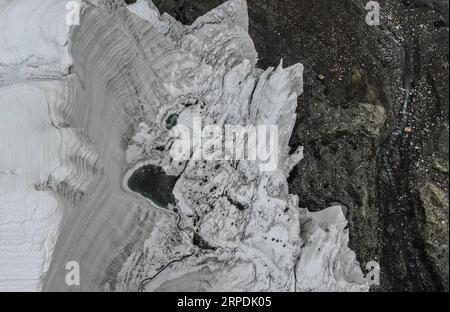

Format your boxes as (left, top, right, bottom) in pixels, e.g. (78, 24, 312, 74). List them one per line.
(0, 0, 74, 291)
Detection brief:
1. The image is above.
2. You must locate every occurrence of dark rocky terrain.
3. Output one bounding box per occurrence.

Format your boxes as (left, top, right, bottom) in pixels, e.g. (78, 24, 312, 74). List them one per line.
(151, 0, 449, 291)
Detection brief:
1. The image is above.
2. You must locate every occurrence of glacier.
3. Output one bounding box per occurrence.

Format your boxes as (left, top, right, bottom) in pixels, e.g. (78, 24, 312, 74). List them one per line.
(0, 0, 369, 291)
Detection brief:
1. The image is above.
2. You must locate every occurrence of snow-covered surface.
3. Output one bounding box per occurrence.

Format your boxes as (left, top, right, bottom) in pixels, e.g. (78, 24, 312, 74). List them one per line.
(0, 0, 75, 291)
(0, 0, 71, 86)
(0, 0, 369, 291)
(0, 83, 63, 291)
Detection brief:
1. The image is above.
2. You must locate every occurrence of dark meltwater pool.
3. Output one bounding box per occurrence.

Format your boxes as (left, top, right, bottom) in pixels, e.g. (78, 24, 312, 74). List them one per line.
(127, 164, 178, 208)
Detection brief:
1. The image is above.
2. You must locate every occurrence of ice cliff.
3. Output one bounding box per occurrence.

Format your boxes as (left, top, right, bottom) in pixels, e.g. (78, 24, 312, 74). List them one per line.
(0, 0, 369, 291)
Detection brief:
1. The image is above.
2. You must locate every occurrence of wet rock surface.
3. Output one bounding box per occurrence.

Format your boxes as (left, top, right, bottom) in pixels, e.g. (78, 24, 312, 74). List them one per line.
(151, 0, 449, 291)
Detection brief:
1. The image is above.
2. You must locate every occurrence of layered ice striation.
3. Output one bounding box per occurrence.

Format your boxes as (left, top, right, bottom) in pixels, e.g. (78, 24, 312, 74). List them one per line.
(0, 0, 369, 291)
(0, 0, 93, 291)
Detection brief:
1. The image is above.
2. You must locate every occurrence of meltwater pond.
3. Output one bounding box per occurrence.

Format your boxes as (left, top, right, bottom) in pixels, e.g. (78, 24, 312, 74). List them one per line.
(127, 164, 178, 208)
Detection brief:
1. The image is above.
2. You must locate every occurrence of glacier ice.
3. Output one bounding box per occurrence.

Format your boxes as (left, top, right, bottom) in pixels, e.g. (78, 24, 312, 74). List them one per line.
(0, 0, 369, 291)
